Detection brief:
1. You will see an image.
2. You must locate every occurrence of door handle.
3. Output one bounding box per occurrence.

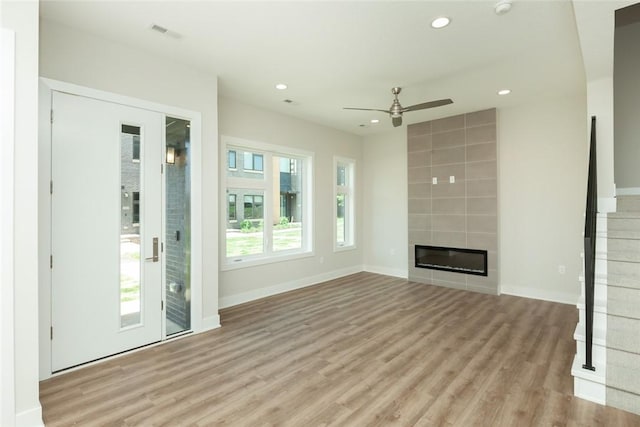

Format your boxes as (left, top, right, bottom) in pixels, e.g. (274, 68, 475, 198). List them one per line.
(145, 237, 159, 262)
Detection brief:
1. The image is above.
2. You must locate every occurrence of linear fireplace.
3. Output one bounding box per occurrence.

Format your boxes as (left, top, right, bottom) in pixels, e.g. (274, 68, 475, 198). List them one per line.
(415, 245, 488, 276)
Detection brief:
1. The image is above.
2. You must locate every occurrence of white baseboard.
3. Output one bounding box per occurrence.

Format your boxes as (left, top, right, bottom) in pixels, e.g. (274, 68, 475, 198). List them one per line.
(500, 284, 577, 305)
(219, 265, 364, 309)
(572, 356, 606, 405)
(363, 264, 407, 279)
(15, 405, 43, 427)
(616, 187, 640, 196)
(599, 196, 616, 213)
(200, 314, 221, 332)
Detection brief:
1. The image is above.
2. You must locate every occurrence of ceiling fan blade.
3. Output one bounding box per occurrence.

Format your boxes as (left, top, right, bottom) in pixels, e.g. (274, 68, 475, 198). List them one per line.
(402, 98, 453, 112)
(343, 107, 391, 114)
(392, 116, 402, 127)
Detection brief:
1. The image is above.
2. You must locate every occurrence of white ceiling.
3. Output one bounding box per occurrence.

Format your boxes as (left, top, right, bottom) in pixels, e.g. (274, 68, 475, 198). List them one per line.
(39, 0, 587, 135)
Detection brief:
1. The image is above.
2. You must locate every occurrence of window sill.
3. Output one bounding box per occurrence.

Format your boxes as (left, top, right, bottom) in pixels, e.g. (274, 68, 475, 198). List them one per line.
(334, 244, 356, 253)
(222, 250, 314, 271)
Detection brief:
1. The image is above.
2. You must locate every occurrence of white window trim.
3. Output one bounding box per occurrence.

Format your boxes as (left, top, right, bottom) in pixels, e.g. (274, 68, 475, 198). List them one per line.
(220, 135, 314, 270)
(334, 156, 356, 252)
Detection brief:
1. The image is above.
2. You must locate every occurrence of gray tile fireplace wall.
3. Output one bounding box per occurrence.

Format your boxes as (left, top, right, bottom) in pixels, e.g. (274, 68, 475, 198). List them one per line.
(407, 108, 498, 294)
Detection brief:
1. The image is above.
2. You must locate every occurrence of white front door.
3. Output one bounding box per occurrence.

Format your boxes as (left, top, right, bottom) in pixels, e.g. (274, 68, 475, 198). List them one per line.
(51, 91, 163, 372)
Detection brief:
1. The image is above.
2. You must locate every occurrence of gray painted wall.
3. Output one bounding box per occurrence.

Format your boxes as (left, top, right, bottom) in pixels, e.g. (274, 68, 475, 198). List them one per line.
(614, 20, 640, 191)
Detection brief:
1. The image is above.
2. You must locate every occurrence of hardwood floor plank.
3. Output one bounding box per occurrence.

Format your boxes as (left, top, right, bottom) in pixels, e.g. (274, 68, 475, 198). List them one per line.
(40, 272, 640, 426)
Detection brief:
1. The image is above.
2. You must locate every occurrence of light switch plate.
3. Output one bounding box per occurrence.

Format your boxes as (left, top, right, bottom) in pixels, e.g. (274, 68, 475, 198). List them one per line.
(449, 176, 455, 183)
(432, 177, 437, 185)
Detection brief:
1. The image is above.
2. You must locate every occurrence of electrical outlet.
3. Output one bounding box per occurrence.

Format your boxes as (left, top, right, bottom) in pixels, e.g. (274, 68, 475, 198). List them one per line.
(558, 265, 566, 275)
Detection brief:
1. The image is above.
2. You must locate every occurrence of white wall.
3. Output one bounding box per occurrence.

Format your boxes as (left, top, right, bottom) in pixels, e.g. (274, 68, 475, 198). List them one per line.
(218, 97, 363, 307)
(614, 21, 640, 192)
(1, 1, 43, 425)
(499, 94, 588, 304)
(361, 95, 587, 305)
(0, 23, 16, 427)
(362, 128, 408, 278)
(39, 19, 219, 365)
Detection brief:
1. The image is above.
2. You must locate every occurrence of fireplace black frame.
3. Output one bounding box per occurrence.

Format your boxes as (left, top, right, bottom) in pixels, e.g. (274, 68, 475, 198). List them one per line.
(414, 245, 488, 277)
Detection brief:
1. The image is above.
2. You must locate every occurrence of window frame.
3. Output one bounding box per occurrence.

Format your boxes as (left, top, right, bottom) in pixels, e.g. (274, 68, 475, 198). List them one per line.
(334, 156, 356, 251)
(132, 191, 140, 225)
(228, 150, 237, 170)
(243, 152, 264, 172)
(228, 193, 237, 221)
(221, 136, 314, 270)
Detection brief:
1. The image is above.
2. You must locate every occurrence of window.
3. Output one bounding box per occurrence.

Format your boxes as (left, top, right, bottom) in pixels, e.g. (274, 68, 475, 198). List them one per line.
(121, 124, 140, 162)
(228, 150, 237, 169)
(243, 195, 263, 219)
(243, 152, 264, 172)
(228, 194, 237, 221)
(132, 137, 140, 162)
(334, 157, 355, 250)
(132, 192, 140, 225)
(222, 137, 313, 267)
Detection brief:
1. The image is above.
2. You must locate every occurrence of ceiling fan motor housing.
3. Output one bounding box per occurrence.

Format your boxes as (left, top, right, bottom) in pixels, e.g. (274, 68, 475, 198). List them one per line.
(390, 99, 403, 118)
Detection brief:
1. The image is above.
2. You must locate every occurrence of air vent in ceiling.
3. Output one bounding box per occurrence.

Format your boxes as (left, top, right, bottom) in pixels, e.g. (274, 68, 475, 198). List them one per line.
(150, 23, 182, 40)
(151, 24, 168, 34)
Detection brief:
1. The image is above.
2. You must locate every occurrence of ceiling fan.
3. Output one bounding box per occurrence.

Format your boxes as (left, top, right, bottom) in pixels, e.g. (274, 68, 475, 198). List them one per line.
(344, 87, 453, 127)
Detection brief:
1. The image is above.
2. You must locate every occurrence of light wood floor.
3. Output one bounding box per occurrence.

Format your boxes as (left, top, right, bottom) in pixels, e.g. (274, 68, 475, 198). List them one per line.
(40, 272, 640, 426)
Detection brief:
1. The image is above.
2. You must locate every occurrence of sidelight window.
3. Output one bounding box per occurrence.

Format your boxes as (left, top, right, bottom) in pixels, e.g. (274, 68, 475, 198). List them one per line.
(334, 157, 355, 250)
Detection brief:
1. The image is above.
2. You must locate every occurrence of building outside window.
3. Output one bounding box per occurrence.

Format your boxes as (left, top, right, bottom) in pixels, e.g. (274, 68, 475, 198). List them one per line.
(243, 152, 263, 171)
(228, 150, 237, 169)
(132, 192, 140, 225)
(222, 139, 312, 267)
(228, 194, 237, 221)
(243, 194, 263, 219)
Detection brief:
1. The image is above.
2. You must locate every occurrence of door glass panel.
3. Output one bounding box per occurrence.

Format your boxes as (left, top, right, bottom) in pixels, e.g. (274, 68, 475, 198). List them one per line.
(120, 124, 142, 328)
(165, 117, 191, 335)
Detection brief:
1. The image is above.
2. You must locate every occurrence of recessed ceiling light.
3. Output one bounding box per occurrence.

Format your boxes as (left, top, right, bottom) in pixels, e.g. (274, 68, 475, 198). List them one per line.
(275, 83, 288, 90)
(495, 0, 513, 15)
(497, 89, 511, 96)
(370, 119, 380, 124)
(431, 17, 451, 29)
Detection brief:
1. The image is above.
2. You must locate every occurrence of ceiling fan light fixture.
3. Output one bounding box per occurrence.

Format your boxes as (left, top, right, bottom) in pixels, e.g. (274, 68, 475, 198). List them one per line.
(431, 17, 451, 29)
